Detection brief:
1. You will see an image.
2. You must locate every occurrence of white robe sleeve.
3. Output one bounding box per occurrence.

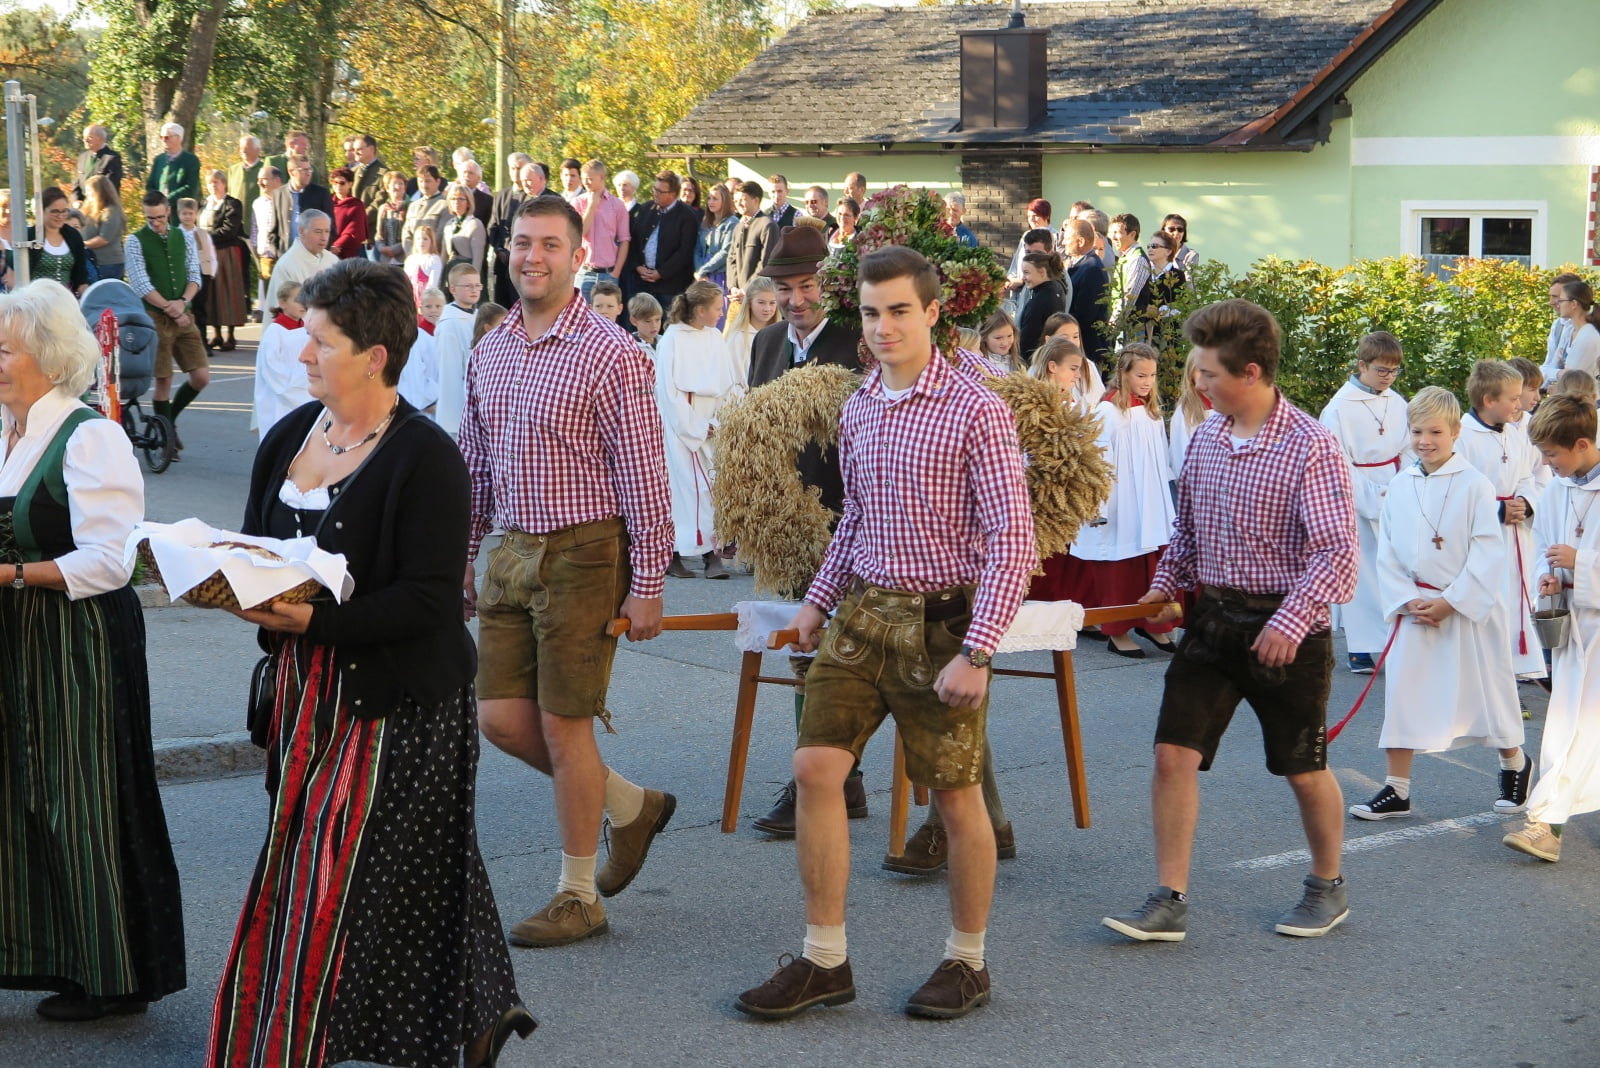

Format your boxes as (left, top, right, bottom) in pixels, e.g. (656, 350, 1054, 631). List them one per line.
(1319, 399, 1384, 522)
(1376, 487, 1416, 623)
(655, 331, 711, 450)
(1438, 479, 1510, 625)
(59, 419, 143, 599)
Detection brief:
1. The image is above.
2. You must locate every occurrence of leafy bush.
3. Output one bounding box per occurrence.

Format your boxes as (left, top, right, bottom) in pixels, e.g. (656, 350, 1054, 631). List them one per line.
(1156, 255, 1599, 411)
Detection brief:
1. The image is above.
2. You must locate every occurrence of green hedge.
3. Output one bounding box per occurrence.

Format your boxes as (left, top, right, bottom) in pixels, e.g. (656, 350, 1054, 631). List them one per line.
(1143, 257, 1600, 412)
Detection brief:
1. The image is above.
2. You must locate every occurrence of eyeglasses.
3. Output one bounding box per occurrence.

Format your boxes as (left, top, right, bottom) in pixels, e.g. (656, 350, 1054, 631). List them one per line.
(1369, 365, 1403, 377)
(1163, 226, 1184, 233)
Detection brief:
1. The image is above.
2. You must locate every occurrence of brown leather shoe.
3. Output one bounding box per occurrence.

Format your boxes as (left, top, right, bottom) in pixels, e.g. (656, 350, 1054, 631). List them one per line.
(905, 959, 991, 1019)
(735, 953, 856, 1020)
(844, 773, 869, 819)
(882, 822, 947, 875)
(751, 780, 797, 837)
(995, 820, 1017, 860)
(596, 789, 676, 897)
(508, 892, 607, 948)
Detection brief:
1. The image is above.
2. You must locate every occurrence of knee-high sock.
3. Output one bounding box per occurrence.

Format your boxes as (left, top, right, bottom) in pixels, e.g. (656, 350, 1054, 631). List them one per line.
(171, 382, 201, 421)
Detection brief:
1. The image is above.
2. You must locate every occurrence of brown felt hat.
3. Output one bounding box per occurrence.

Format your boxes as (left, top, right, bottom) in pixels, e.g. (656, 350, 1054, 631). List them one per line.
(758, 225, 830, 278)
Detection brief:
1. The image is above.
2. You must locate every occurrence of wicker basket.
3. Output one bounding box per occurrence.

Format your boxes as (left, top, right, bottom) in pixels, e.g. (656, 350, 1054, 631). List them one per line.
(137, 539, 323, 611)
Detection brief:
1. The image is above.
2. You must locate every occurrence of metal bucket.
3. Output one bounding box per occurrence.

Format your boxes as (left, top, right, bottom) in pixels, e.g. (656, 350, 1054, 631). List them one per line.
(1534, 588, 1571, 650)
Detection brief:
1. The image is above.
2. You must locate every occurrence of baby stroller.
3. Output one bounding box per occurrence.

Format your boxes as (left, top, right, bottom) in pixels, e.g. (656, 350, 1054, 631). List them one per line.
(80, 279, 177, 473)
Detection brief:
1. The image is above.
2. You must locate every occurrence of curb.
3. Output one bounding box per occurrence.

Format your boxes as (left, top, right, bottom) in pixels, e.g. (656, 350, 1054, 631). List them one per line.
(155, 732, 264, 783)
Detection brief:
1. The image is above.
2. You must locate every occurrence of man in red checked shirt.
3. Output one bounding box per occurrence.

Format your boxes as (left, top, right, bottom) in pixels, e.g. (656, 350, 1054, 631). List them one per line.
(735, 247, 1036, 1023)
(460, 196, 676, 949)
(1103, 298, 1359, 945)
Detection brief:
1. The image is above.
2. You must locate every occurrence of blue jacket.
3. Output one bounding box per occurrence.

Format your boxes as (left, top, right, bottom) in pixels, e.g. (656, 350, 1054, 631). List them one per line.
(695, 214, 738, 276)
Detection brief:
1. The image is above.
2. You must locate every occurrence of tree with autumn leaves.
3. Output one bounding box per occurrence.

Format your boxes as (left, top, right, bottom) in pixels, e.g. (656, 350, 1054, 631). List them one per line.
(67, 0, 770, 185)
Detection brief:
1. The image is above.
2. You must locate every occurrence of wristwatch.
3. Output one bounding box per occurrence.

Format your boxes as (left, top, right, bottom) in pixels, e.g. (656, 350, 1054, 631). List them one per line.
(11, 564, 23, 589)
(961, 644, 991, 669)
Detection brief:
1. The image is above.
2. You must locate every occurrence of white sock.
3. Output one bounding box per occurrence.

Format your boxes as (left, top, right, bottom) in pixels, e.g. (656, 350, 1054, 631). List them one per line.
(1385, 776, 1411, 801)
(557, 852, 598, 904)
(802, 923, 848, 969)
(1499, 749, 1527, 772)
(603, 767, 646, 827)
(944, 927, 986, 971)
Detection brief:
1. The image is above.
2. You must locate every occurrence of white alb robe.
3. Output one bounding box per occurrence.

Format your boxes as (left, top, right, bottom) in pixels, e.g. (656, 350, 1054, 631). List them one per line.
(1376, 455, 1522, 751)
(1457, 414, 1547, 677)
(655, 323, 741, 555)
(1071, 400, 1174, 562)
(1167, 405, 1214, 480)
(1528, 472, 1600, 823)
(254, 321, 311, 441)
(432, 303, 475, 435)
(1320, 379, 1410, 654)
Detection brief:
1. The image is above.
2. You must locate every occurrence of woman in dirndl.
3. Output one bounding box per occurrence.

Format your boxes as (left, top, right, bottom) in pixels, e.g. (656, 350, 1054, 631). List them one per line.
(0, 279, 186, 1021)
(208, 257, 532, 1068)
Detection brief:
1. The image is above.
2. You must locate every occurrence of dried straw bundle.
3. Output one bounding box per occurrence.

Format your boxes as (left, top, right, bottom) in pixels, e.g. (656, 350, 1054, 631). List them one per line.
(711, 363, 863, 596)
(983, 375, 1113, 559)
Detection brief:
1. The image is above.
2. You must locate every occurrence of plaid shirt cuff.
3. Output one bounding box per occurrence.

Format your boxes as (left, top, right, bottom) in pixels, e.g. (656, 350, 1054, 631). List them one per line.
(1264, 604, 1314, 645)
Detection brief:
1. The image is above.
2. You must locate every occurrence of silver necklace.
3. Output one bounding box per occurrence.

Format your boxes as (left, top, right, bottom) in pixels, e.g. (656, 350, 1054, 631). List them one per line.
(322, 403, 396, 456)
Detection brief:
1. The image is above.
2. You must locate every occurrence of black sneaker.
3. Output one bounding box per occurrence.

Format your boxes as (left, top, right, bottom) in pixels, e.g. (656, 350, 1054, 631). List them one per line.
(1347, 653, 1376, 675)
(1102, 888, 1187, 942)
(1496, 754, 1535, 813)
(1349, 784, 1410, 821)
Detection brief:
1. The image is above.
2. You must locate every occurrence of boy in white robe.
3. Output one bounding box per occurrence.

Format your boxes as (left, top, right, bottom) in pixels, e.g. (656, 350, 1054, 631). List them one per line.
(253, 280, 308, 440)
(431, 262, 479, 434)
(1505, 396, 1600, 861)
(1457, 361, 1547, 685)
(1350, 387, 1530, 820)
(1318, 332, 1410, 674)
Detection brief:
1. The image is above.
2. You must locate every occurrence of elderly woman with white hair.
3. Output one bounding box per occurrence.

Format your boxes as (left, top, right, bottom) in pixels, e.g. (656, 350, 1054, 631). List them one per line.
(0, 280, 186, 1021)
(614, 169, 642, 222)
(145, 121, 201, 203)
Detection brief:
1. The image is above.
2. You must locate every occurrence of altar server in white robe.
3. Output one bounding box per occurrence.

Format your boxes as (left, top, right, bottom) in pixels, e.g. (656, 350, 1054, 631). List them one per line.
(1349, 387, 1529, 822)
(1167, 349, 1214, 480)
(1318, 332, 1410, 674)
(656, 280, 741, 581)
(431, 268, 477, 433)
(1069, 343, 1176, 657)
(1504, 395, 1600, 862)
(1457, 360, 1547, 681)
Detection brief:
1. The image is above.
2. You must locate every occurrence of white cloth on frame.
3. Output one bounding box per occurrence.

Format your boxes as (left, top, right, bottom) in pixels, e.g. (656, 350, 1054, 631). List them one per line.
(734, 598, 1082, 656)
(1376, 454, 1522, 752)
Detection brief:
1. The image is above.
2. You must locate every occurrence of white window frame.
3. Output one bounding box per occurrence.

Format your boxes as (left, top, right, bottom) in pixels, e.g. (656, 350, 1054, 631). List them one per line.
(1400, 200, 1547, 266)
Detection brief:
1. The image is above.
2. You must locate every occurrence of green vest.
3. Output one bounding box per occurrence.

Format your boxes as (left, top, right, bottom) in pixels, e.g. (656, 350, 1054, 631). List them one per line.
(134, 225, 189, 301)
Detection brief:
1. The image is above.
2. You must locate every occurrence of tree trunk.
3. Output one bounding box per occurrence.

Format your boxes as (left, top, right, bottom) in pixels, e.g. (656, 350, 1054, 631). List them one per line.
(164, 0, 228, 149)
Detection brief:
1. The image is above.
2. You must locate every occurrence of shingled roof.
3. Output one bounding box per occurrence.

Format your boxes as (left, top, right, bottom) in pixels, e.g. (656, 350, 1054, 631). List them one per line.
(659, 0, 1427, 150)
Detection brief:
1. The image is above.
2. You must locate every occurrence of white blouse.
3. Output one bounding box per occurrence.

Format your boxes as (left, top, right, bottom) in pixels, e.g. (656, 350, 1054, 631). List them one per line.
(0, 388, 143, 598)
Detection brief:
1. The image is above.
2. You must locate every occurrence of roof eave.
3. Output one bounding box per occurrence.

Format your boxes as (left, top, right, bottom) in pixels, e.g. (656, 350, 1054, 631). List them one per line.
(1212, 0, 1445, 147)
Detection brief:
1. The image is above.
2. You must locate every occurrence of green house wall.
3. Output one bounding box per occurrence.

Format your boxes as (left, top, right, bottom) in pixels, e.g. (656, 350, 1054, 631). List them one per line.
(720, 0, 1599, 271)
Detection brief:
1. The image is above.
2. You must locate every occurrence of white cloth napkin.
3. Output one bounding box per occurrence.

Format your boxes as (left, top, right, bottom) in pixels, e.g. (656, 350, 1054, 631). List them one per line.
(994, 600, 1084, 654)
(734, 598, 1083, 655)
(127, 518, 353, 608)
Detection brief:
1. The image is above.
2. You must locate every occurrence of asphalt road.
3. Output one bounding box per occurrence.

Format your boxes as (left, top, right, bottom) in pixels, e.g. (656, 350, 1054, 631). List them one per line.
(0, 331, 1594, 1066)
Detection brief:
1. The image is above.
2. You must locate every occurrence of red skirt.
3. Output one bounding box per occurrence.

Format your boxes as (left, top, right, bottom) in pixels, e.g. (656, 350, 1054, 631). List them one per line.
(1061, 549, 1176, 637)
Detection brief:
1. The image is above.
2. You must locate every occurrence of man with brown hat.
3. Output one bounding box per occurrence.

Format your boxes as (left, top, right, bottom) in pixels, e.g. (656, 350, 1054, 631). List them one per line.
(746, 225, 869, 837)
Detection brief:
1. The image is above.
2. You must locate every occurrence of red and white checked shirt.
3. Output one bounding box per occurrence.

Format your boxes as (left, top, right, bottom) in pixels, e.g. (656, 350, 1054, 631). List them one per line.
(805, 349, 1037, 653)
(1151, 391, 1359, 642)
(459, 290, 673, 598)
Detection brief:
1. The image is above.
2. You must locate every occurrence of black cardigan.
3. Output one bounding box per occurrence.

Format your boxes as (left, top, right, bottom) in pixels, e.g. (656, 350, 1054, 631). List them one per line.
(1018, 276, 1068, 361)
(243, 398, 476, 717)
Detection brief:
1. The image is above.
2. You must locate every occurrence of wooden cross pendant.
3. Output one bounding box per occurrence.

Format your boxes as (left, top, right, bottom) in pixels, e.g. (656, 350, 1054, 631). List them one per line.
(1432, 534, 1445, 550)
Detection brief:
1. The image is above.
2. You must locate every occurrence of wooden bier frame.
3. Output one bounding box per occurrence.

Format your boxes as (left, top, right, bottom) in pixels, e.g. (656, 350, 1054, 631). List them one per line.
(607, 601, 1178, 855)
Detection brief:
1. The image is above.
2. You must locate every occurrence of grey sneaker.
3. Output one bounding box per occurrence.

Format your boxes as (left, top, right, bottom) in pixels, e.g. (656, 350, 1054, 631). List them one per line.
(1274, 874, 1349, 937)
(1102, 888, 1188, 942)
(1503, 820, 1561, 862)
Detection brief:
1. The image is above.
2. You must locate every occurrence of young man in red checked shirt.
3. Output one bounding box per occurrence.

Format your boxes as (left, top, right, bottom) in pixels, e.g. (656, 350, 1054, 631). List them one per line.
(735, 246, 1037, 1022)
(1103, 298, 1359, 943)
(460, 196, 677, 949)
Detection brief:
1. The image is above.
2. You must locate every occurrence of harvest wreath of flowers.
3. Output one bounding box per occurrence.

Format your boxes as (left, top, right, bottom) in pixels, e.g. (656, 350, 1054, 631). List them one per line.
(714, 187, 1112, 595)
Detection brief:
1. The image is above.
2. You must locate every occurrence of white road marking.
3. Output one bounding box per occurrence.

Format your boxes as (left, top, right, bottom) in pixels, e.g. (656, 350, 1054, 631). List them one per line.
(1226, 811, 1514, 872)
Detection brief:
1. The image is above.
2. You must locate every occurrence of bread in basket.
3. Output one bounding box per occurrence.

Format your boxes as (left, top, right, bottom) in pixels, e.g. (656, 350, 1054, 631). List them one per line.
(137, 539, 324, 610)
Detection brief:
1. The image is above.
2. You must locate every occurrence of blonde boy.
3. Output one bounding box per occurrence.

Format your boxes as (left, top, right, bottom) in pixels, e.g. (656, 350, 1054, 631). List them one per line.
(1553, 368, 1598, 405)
(1505, 396, 1600, 860)
(1458, 361, 1547, 683)
(1349, 387, 1528, 819)
(1319, 332, 1409, 673)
